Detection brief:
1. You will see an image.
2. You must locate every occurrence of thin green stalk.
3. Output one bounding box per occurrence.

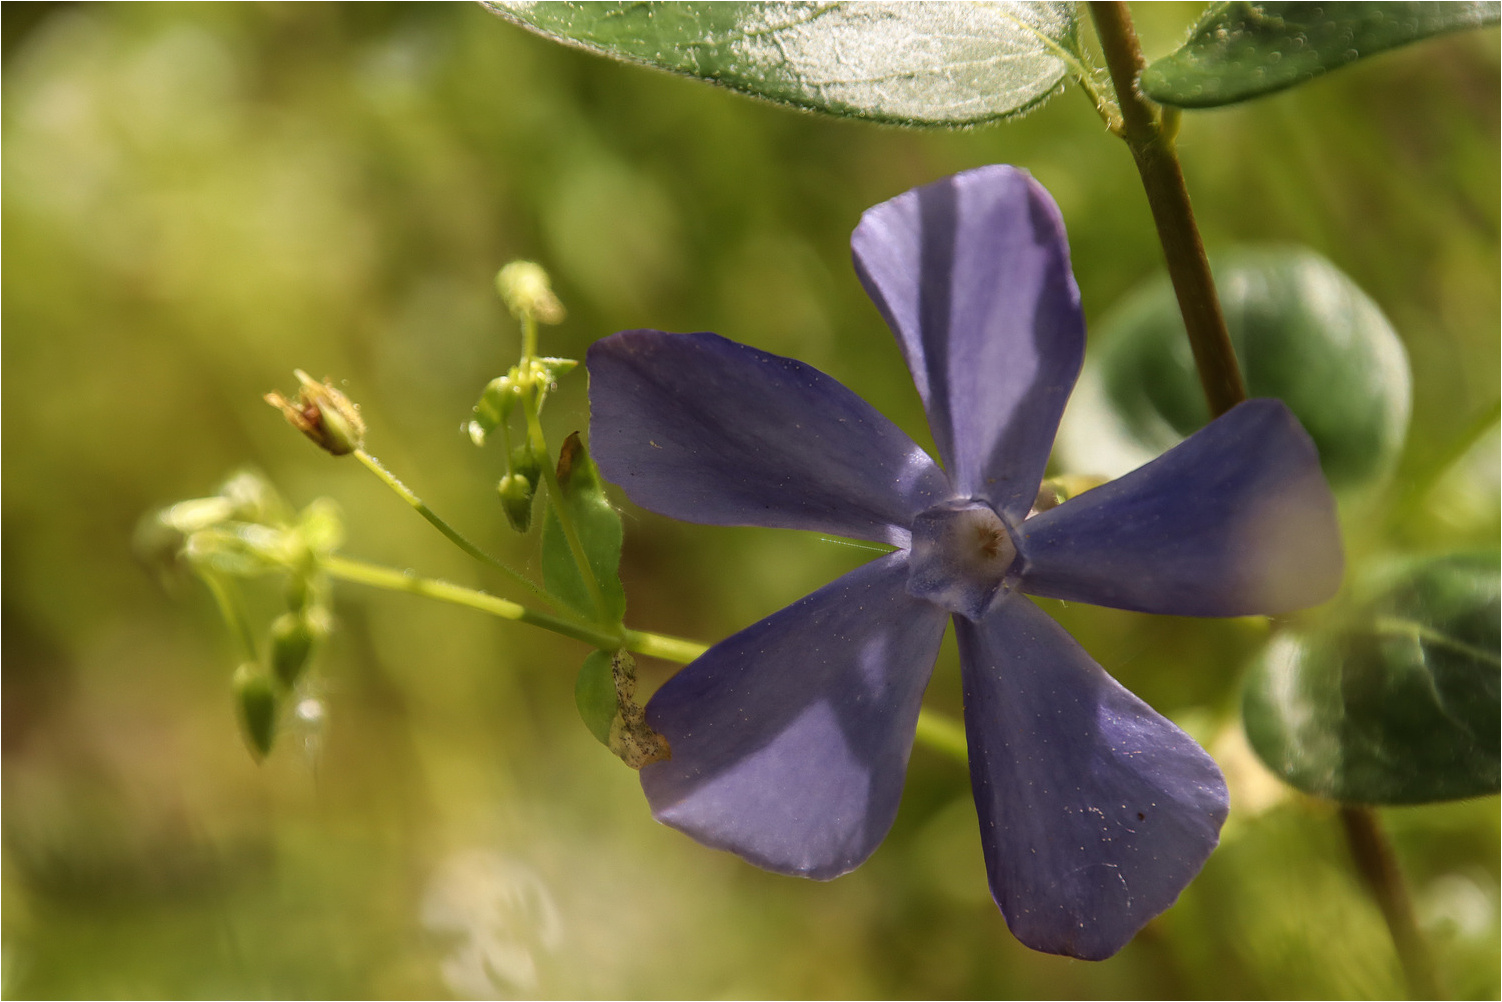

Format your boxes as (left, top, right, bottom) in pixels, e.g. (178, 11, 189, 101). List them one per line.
(352, 447, 554, 607)
(201, 571, 259, 661)
(517, 316, 610, 621)
(1339, 805, 1442, 1000)
(914, 708, 969, 765)
(322, 552, 969, 759)
(324, 554, 622, 650)
(623, 629, 708, 664)
(1088, 1, 1247, 418)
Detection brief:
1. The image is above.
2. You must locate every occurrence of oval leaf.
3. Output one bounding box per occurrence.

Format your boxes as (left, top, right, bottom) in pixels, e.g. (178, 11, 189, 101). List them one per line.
(1243, 551, 1501, 804)
(542, 433, 628, 624)
(483, 1, 1084, 126)
(1061, 246, 1410, 494)
(575, 649, 619, 747)
(1142, 1, 1501, 108)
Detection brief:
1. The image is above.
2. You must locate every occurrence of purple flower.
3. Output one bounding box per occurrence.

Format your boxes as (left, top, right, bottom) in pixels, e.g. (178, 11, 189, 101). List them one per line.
(586, 165, 1342, 959)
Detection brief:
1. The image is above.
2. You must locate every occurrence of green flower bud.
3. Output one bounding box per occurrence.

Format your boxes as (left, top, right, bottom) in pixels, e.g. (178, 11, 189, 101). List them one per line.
(495, 261, 565, 325)
(467, 376, 517, 446)
(510, 443, 542, 489)
(233, 663, 278, 760)
(265, 370, 366, 456)
(497, 472, 537, 532)
(269, 610, 328, 688)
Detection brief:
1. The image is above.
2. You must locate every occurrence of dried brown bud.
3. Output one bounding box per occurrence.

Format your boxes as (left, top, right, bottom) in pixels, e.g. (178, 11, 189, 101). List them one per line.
(265, 370, 366, 456)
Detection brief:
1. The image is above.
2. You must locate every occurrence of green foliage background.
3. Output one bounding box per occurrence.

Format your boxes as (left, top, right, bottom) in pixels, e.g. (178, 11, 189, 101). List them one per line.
(3, 3, 1497, 997)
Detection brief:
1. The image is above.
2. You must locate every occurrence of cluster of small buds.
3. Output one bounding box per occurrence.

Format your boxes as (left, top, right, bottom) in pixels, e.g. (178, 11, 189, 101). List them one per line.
(140, 469, 342, 760)
(467, 262, 579, 533)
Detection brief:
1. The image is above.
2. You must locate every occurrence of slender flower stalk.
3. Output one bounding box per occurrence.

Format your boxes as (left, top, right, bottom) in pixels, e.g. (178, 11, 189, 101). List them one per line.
(516, 314, 612, 622)
(352, 447, 557, 609)
(322, 551, 970, 752)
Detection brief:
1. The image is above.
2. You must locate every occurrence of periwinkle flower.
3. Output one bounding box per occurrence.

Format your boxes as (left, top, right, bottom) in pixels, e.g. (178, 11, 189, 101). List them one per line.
(586, 166, 1342, 959)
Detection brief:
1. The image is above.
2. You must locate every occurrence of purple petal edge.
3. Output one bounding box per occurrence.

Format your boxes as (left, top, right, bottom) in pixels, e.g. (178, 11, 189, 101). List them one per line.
(1018, 399, 1343, 616)
(958, 596, 1229, 960)
(588, 330, 950, 545)
(852, 165, 1085, 519)
(641, 552, 949, 879)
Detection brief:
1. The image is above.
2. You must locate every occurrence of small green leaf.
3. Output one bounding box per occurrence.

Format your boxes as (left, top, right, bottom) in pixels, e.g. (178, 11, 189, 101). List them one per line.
(484, 1, 1085, 126)
(1142, 1, 1501, 108)
(541, 433, 627, 624)
(575, 649, 619, 747)
(1243, 551, 1501, 804)
(1067, 246, 1409, 493)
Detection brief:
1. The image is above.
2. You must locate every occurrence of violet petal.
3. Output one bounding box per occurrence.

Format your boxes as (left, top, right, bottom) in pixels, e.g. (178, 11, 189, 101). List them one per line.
(852, 165, 1085, 519)
(641, 552, 949, 879)
(1018, 399, 1343, 616)
(957, 596, 1229, 960)
(588, 330, 950, 545)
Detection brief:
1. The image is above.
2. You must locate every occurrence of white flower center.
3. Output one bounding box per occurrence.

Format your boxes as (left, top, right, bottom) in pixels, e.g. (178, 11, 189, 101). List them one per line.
(905, 501, 1019, 620)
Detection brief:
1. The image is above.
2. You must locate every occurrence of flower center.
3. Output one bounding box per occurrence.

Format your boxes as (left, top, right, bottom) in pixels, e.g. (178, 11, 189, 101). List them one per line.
(905, 501, 1020, 621)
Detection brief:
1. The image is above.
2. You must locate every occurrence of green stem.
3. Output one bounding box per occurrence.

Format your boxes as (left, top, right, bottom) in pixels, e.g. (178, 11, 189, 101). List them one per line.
(353, 447, 554, 607)
(1088, 1, 1248, 418)
(517, 318, 610, 622)
(623, 629, 708, 664)
(201, 571, 259, 662)
(321, 552, 968, 759)
(1338, 805, 1442, 1000)
(914, 708, 969, 765)
(324, 554, 623, 650)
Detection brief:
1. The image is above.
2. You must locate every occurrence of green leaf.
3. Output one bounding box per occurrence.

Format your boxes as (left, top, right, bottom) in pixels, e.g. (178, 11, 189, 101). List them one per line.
(1243, 551, 1501, 804)
(1142, 2, 1501, 108)
(574, 649, 619, 747)
(1068, 246, 1410, 493)
(541, 432, 627, 624)
(483, 1, 1085, 126)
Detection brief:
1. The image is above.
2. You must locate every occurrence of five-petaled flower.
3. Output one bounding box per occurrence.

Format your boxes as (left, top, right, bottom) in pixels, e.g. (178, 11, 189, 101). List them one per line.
(586, 165, 1342, 960)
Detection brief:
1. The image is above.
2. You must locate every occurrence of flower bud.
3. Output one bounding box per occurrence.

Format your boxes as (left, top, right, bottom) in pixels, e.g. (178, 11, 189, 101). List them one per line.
(269, 609, 328, 688)
(265, 370, 366, 456)
(233, 663, 278, 760)
(510, 443, 542, 489)
(495, 261, 566, 325)
(497, 472, 537, 532)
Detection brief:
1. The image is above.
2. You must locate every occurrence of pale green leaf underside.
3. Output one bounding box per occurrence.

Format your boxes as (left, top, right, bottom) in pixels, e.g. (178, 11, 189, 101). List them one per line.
(484, 1, 1083, 126)
(1142, 1, 1501, 108)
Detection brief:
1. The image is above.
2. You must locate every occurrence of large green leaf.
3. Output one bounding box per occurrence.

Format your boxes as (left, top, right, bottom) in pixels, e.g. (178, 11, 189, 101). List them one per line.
(1142, 2, 1501, 108)
(483, 1, 1085, 126)
(1243, 551, 1501, 804)
(1066, 246, 1410, 493)
(542, 433, 628, 625)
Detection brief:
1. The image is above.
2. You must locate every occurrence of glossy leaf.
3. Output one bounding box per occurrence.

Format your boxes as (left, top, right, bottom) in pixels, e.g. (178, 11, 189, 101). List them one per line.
(1243, 551, 1501, 804)
(575, 649, 618, 747)
(483, 1, 1084, 126)
(1142, 2, 1501, 108)
(1066, 246, 1409, 493)
(541, 433, 628, 624)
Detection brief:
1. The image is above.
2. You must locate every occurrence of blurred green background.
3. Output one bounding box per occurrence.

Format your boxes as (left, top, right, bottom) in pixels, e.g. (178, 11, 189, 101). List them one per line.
(3, 3, 1497, 997)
